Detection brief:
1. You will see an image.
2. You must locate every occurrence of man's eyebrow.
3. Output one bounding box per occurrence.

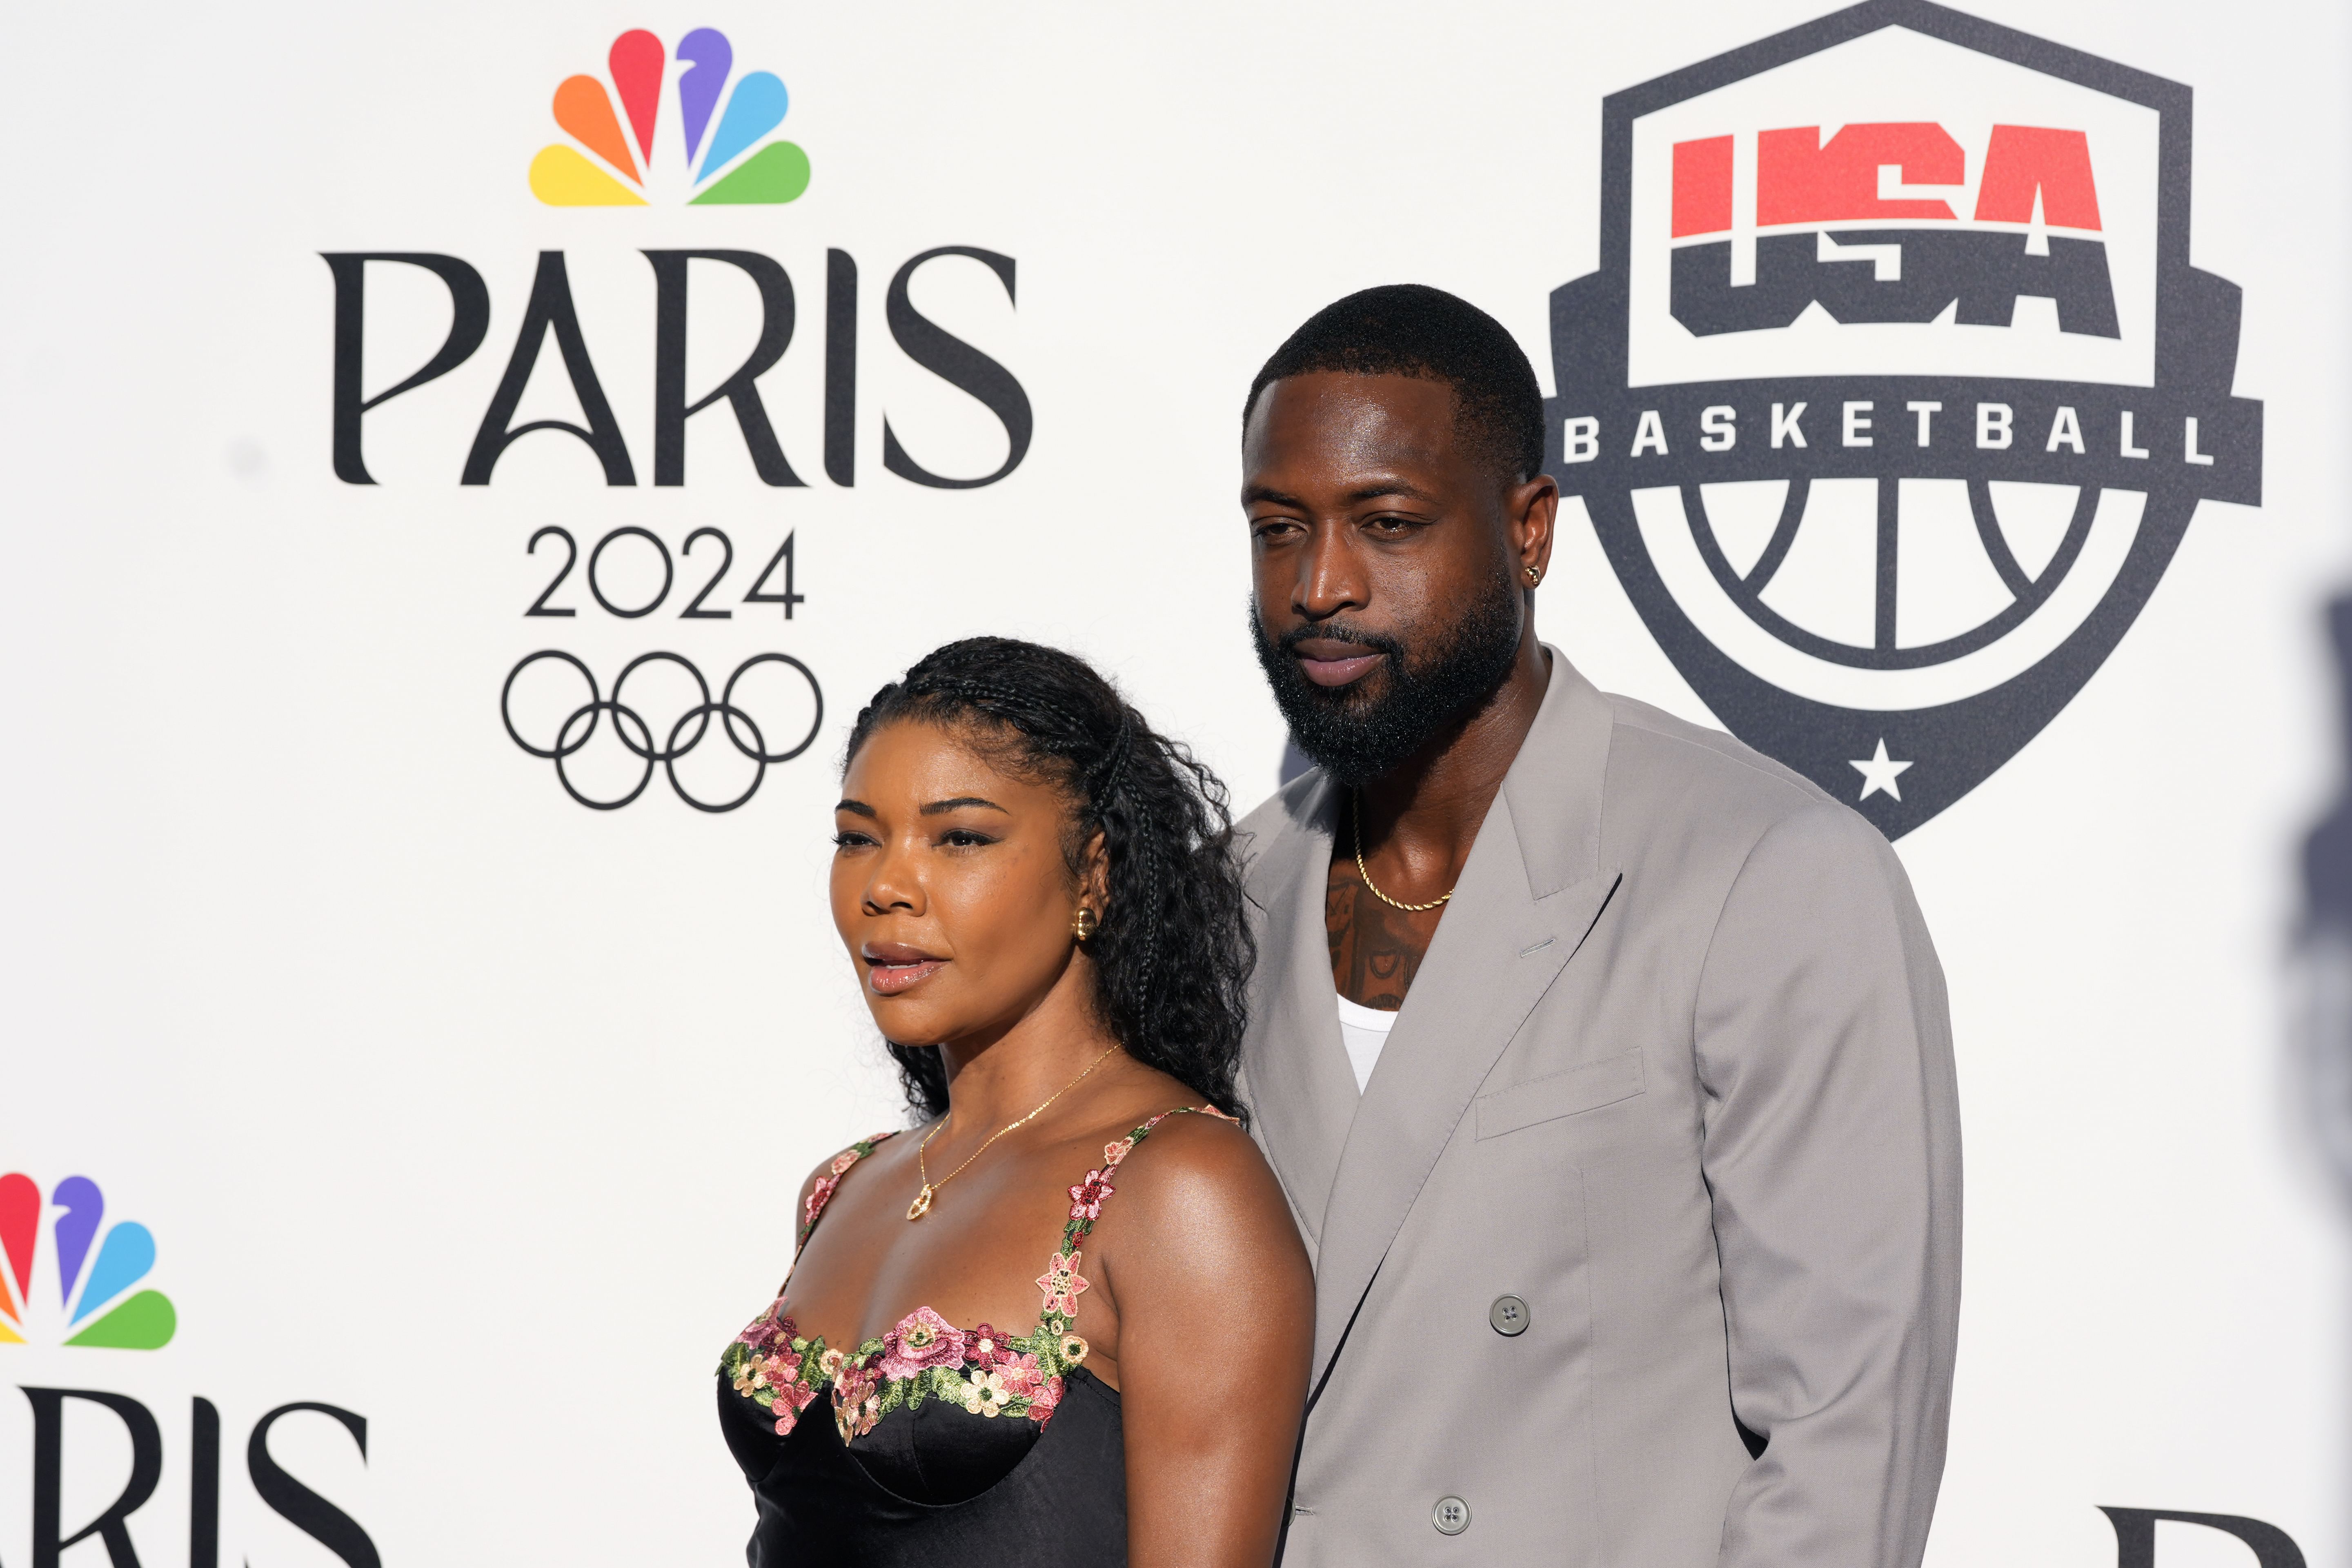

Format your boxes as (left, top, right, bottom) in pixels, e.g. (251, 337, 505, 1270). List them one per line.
(1241, 480, 1440, 509)
(1344, 480, 1438, 506)
(835, 798, 876, 817)
(921, 796, 1009, 815)
(1242, 483, 1304, 507)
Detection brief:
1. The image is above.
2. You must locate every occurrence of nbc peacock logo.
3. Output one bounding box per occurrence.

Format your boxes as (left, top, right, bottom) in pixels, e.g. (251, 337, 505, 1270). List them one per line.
(0, 1173, 177, 1350)
(530, 27, 811, 207)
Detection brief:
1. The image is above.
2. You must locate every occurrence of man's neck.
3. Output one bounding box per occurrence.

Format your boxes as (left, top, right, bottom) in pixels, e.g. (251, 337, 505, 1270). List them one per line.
(1357, 636, 1551, 884)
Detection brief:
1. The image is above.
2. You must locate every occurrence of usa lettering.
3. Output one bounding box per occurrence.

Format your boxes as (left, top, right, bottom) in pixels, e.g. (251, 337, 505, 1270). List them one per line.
(1667, 122, 2117, 337)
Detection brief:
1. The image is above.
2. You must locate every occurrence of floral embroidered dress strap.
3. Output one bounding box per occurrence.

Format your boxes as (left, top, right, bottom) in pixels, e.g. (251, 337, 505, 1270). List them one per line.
(799, 1132, 899, 1253)
(1033, 1106, 1231, 1341)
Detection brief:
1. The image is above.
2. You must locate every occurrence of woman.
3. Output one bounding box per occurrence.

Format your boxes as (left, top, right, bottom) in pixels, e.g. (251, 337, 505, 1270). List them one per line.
(718, 637, 1313, 1566)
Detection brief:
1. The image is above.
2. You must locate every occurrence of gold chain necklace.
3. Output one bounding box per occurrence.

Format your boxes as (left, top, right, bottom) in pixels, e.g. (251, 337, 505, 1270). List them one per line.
(1352, 792, 1453, 913)
(908, 1043, 1121, 1220)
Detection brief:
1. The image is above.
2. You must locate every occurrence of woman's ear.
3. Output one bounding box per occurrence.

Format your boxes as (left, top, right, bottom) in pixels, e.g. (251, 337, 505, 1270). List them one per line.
(1078, 829, 1110, 916)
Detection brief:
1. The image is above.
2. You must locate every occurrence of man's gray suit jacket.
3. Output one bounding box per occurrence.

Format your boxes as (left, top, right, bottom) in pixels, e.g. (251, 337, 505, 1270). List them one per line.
(1238, 651, 1960, 1566)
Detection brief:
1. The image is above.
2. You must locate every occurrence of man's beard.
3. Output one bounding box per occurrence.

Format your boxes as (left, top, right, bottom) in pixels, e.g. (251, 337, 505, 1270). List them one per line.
(1251, 568, 1523, 788)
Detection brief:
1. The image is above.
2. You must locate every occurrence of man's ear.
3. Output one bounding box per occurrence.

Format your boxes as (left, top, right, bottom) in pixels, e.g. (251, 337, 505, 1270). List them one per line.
(1510, 473, 1561, 583)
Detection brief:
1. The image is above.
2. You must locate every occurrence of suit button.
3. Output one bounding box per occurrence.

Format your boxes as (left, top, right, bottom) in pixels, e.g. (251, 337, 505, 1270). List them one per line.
(1489, 1294, 1530, 1336)
(1432, 1496, 1471, 1535)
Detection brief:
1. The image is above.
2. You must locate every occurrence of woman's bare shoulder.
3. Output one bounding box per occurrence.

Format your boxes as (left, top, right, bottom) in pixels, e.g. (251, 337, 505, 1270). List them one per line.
(1097, 1108, 1300, 1250)
(1088, 1108, 1311, 1372)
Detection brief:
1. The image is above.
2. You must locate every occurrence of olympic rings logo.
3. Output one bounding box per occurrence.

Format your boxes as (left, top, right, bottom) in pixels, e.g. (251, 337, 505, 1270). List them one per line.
(502, 650, 824, 812)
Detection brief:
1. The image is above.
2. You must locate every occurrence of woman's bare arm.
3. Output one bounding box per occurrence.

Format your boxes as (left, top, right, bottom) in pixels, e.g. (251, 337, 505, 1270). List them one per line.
(1104, 1120, 1313, 1568)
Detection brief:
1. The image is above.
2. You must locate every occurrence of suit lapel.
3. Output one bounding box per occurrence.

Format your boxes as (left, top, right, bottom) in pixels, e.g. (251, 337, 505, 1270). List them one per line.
(1307, 654, 1622, 1380)
(1238, 777, 1359, 1249)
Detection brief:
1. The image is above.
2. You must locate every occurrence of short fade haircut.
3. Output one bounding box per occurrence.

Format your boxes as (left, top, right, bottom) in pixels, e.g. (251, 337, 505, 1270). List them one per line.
(1243, 284, 1546, 487)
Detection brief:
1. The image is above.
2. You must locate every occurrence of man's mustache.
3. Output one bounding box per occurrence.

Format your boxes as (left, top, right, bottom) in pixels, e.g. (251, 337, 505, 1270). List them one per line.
(1273, 621, 1408, 662)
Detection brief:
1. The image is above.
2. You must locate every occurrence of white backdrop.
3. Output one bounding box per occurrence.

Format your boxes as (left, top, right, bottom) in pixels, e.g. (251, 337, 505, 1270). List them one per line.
(0, 2, 2344, 1566)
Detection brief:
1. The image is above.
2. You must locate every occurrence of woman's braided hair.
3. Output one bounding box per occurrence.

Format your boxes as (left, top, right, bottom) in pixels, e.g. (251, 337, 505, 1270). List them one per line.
(843, 637, 1253, 1123)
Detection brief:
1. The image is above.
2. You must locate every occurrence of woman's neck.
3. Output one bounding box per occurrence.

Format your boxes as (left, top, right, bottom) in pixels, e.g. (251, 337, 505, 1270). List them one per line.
(933, 964, 1120, 1134)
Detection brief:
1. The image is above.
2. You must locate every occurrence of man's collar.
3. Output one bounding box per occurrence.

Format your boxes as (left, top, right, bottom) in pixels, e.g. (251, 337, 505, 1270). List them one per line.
(1498, 647, 1614, 899)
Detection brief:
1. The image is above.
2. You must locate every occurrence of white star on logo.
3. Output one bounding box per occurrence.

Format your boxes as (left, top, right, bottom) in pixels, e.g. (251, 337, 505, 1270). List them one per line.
(1850, 738, 1913, 802)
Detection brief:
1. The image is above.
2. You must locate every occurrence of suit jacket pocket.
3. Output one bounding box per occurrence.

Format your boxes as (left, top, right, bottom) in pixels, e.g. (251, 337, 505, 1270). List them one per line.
(1475, 1048, 1645, 1139)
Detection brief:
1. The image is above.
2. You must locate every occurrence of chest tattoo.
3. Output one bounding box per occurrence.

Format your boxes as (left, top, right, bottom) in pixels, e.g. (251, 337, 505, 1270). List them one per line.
(1326, 853, 1443, 1009)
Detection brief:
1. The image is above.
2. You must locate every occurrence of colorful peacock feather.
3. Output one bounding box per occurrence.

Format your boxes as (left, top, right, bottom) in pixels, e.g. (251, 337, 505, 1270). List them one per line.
(0, 1173, 177, 1350)
(530, 28, 811, 207)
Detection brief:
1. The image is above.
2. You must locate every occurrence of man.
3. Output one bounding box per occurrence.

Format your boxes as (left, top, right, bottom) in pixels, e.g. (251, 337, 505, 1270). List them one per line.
(1234, 285, 1959, 1564)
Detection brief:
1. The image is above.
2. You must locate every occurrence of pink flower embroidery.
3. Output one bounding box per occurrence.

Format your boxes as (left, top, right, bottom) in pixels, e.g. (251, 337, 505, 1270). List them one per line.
(833, 1366, 883, 1441)
(1037, 1251, 1089, 1316)
(1027, 1373, 1066, 1424)
(737, 1345, 803, 1395)
(878, 1306, 968, 1381)
(997, 1350, 1044, 1398)
(968, 1324, 1016, 1367)
(771, 1376, 819, 1435)
(1102, 1137, 1136, 1168)
(804, 1175, 839, 1230)
(1068, 1170, 1114, 1221)
(735, 1299, 793, 1352)
(829, 1149, 861, 1177)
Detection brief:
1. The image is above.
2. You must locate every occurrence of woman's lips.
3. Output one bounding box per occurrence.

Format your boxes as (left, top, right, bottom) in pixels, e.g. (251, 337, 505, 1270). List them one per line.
(863, 944, 945, 996)
(868, 960, 943, 995)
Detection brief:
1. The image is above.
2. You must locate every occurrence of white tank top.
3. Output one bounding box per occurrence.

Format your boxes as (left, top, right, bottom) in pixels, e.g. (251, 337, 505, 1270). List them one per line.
(1335, 995, 1400, 1093)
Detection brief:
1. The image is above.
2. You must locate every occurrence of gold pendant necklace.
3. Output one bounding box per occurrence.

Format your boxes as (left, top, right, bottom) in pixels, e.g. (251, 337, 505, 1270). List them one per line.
(1353, 792, 1453, 913)
(908, 1043, 1122, 1220)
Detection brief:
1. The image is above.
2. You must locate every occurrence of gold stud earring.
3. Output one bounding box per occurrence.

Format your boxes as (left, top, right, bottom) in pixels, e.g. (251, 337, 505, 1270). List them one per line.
(1071, 907, 1099, 942)
(1524, 564, 1543, 585)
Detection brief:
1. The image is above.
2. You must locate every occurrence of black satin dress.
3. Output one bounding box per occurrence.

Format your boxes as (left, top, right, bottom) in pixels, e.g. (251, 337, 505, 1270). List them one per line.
(717, 1110, 1215, 1567)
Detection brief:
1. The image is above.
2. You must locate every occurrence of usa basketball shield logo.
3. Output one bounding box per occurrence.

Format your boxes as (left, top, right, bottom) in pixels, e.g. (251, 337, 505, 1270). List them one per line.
(1547, 0, 2262, 837)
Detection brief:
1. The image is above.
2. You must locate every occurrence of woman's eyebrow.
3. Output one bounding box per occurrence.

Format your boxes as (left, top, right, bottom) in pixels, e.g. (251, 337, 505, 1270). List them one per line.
(921, 796, 1008, 815)
(835, 798, 877, 817)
